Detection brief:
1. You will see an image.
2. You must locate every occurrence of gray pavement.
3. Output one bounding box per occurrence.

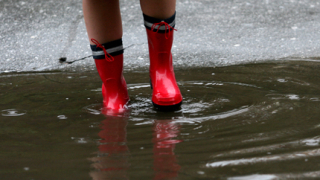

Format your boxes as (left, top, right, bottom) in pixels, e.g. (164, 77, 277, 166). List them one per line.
(1, 0, 320, 73)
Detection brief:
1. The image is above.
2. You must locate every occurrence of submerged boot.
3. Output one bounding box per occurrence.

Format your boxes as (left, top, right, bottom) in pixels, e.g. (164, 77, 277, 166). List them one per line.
(144, 13, 183, 110)
(91, 38, 129, 111)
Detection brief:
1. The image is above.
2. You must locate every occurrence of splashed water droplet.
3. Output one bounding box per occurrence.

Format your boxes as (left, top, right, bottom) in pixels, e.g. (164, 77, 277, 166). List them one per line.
(83, 104, 101, 115)
(1, 109, 26, 116)
(57, 115, 67, 119)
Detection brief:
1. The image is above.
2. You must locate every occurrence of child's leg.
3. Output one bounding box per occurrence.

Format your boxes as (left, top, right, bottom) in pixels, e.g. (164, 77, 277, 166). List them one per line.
(83, 0, 122, 43)
(140, 0, 182, 110)
(83, 0, 129, 111)
(140, 0, 176, 19)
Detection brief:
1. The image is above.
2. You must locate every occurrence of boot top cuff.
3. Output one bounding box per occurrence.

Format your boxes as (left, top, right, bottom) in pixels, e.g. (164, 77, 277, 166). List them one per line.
(90, 39, 124, 59)
(143, 12, 176, 32)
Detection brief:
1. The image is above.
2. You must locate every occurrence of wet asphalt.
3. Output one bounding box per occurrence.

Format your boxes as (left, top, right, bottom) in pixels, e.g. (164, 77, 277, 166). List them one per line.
(1, 0, 320, 73)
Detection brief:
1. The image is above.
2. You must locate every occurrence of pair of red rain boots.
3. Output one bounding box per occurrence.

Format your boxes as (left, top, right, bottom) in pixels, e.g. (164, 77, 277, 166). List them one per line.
(91, 14, 182, 112)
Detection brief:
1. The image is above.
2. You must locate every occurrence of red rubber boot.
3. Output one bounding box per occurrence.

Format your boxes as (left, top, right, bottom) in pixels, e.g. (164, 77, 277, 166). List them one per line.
(91, 39, 129, 111)
(146, 23, 183, 110)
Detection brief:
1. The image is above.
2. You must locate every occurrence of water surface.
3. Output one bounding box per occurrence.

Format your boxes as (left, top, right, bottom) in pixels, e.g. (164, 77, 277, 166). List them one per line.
(1, 60, 320, 179)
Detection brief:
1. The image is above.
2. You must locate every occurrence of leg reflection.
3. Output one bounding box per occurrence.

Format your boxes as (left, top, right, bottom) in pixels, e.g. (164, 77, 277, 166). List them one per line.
(153, 120, 182, 180)
(89, 116, 130, 180)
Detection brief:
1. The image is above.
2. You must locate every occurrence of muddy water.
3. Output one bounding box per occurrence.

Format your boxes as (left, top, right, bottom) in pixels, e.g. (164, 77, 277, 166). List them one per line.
(1, 61, 320, 180)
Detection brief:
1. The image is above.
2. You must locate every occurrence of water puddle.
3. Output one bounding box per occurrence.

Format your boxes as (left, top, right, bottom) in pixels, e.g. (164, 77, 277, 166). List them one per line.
(1, 60, 320, 179)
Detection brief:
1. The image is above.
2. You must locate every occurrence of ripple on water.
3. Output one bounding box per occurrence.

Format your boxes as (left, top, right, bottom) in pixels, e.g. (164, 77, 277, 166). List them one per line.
(83, 104, 102, 115)
(83, 97, 249, 126)
(206, 147, 320, 168)
(83, 79, 253, 127)
(228, 174, 277, 180)
(57, 115, 67, 119)
(83, 103, 131, 117)
(228, 171, 320, 180)
(1, 109, 26, 117)
(71, 137, 94, 144)
(267, 94, 301, 100)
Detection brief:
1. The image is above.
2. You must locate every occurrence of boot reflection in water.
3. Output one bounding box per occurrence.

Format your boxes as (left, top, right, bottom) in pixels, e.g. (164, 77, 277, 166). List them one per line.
(89, 116, 130, 180)
(83, 0, 182, 111)
(153, 120, 182, 180)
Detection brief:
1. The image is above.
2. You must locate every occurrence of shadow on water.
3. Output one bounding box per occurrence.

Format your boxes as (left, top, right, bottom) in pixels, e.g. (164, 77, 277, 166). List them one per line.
(1, 60, 320, 179)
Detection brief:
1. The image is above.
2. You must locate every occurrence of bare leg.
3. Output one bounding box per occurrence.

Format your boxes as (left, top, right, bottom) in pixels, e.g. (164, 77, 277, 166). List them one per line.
(83, 0, 122, 44)
(140, 0, 176, 19)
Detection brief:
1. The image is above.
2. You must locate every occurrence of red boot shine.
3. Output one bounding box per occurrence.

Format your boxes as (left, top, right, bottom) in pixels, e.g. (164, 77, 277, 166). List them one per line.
(92, 39, 129, 111)
(146, 23, 182, 109)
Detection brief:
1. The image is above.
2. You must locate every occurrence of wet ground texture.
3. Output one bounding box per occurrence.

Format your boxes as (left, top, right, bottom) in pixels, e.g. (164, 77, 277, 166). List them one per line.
(1, 0, 320, 72)
(1, 60, 320, 179)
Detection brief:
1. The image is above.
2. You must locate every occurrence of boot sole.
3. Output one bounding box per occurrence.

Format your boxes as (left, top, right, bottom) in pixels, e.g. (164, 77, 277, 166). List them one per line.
(152, 101, 182, 111)
(150, 79, 182, 111)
